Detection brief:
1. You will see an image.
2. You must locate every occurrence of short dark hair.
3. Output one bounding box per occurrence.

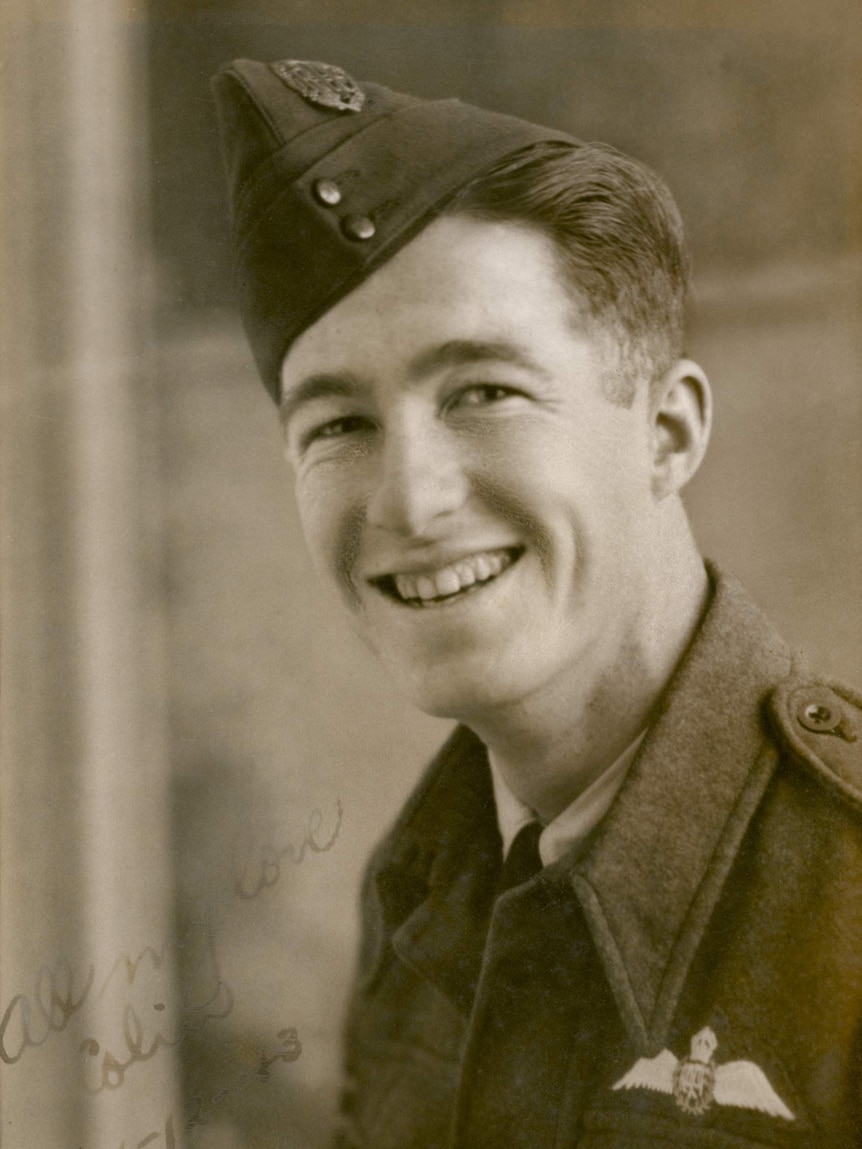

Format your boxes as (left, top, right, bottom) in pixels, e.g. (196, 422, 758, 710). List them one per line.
(444, 141, 690, 405)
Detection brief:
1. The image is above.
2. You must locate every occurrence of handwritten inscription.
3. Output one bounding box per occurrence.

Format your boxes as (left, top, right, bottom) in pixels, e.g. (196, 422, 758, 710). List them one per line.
(234, 799, 344, 899)
(79, 914, 233, 1093)
(1, 913, 231, 1093)
(109, 1113, 176, 1149)
(188, 1026, 303, 1122)
(11, 797, 333, 1147)
(107, 1029, 302, 1148)
(1, 800, 341, 1078)
(0, 959, 94, 1065)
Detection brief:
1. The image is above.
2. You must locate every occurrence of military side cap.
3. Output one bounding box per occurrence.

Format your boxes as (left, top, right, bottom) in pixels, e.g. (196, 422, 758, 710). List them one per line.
(212, 58, 577, 403)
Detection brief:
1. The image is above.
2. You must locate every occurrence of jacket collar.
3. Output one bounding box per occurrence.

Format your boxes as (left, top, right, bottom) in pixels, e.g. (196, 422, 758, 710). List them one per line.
(569, 566, 794, 1049)
(373, 724, 503, 1011)
(371, 566, 795, 1037)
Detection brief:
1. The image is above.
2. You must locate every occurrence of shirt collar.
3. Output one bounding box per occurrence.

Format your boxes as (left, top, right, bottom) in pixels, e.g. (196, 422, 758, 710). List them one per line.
(371, 564, 798, 1046)
(489, 731, 647, 867)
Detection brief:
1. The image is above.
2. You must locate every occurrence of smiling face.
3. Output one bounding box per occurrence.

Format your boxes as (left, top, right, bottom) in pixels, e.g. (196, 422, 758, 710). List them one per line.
(280, 215, 672, 723)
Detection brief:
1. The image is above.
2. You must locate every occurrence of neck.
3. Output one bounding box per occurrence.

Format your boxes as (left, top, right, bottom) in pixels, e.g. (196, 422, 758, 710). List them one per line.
(471, 531, 709, 823)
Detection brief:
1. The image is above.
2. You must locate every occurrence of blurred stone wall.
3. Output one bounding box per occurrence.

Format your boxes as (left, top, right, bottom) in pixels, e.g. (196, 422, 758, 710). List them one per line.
(146, 4, 861, 1146)
(1, 10, 180, 1149)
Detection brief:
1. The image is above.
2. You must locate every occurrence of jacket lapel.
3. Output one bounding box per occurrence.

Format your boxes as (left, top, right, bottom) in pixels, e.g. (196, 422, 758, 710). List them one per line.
(368, 568, 798, 1048)
(570, 569, 796, 1050)
(374, 726, 503, 1012)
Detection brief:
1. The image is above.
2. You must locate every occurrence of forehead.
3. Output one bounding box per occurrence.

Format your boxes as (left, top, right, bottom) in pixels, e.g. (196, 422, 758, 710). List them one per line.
(280, 215, 590, 387)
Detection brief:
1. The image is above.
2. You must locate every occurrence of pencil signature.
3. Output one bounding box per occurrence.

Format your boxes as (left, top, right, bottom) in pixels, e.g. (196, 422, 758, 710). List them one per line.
(0, 959, 95, 1065)
(99, 1029, 302, 1148)
(78, 914, 233, 1093)
(233, 799, 344, 899)
(187, 1026, 303, 1124)
(0, 912, 231, 1091)
(88, 1112, 178, 1149)
(1, 798, 336, 1074)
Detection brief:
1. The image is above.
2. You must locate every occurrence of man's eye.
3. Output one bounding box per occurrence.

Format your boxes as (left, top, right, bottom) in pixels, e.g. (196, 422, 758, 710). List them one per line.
(448, 384, 520, 409)
(306, 415, 370, 444)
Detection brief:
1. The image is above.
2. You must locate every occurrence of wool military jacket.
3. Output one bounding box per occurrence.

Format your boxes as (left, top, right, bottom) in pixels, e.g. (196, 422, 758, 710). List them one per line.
(336, 569, 862, 1148)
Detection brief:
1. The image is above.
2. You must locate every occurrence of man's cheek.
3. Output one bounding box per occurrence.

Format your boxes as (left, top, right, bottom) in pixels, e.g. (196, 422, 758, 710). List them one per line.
(295, 492, 337, 577)
(299, 496, 367, 606)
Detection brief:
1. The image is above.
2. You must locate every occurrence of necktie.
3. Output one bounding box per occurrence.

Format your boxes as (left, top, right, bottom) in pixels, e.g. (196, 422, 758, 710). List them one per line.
(497, 821, 543, 895)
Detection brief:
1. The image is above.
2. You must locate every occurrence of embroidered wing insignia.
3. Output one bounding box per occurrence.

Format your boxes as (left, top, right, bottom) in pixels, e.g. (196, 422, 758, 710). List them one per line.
(714, 1059, 795, 1120)
(612, 1027, 794, 1121)
(613, 1048, 677, 1096)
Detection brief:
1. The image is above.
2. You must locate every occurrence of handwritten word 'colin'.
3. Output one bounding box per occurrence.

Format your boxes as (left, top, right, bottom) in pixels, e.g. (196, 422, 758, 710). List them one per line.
(78, 916, 233, 1093)
(1, 914, 232, 1086)
(234, 800, 343, 899)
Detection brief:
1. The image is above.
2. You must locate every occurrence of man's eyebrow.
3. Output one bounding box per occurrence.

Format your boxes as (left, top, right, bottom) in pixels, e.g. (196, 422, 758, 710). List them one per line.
(279, 373, 363, 428)
(280, 340, 548, 426)
(406, 339, 550, 381)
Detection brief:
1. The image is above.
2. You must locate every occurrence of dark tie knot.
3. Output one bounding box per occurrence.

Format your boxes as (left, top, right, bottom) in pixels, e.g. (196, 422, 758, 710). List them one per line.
(497, 821, 543, 895)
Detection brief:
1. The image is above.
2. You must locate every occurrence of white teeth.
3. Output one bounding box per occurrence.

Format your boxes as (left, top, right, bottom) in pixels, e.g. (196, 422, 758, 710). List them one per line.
(416, 576, 437, 601)
(455, 562, 476, 586)
(389, 548, 517, 604)
(394, 573, 416, 600)
(434, 569, 462, 597)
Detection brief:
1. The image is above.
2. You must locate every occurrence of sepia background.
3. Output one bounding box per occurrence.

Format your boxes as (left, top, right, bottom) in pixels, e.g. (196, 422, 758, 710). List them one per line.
(1, 2, 860, 1147)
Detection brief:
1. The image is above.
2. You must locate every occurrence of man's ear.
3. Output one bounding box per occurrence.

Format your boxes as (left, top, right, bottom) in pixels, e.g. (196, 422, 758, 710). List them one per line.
(649, 359, 712, 500)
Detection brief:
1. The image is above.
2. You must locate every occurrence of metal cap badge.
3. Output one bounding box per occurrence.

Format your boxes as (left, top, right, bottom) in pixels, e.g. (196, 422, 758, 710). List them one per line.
(270, 60, 366, 113)
(211, 57, 577, 404)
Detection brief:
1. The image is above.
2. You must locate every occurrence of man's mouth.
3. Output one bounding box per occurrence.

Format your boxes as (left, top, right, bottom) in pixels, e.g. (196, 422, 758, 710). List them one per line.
(371, 547, 523, 607)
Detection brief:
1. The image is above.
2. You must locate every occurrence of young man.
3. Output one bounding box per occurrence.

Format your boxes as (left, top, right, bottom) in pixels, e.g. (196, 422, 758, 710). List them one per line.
(213, 58, 862, 1148)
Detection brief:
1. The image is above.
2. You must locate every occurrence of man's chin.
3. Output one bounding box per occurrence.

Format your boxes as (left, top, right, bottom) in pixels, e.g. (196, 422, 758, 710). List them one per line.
(381, 658, 522, 722)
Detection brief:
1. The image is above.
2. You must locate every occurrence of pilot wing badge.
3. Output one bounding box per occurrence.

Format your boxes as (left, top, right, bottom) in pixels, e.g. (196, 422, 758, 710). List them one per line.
(612, 1027, 794, 1120)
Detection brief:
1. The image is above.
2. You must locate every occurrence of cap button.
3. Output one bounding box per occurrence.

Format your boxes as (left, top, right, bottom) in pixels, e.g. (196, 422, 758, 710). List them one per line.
(342, 214, 375, 241)
(313, 178, 342, 207)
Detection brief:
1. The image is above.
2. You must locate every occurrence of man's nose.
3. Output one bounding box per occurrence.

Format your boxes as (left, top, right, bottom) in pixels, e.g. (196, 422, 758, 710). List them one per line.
(366, 416, 468, 537)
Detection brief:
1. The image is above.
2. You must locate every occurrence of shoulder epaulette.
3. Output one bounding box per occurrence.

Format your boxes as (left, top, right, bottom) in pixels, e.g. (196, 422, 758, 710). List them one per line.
(769, 677, 862, 806)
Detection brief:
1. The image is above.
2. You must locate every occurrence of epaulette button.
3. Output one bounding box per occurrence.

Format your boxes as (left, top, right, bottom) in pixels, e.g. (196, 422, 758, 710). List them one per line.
(796, 688, 857, 742)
